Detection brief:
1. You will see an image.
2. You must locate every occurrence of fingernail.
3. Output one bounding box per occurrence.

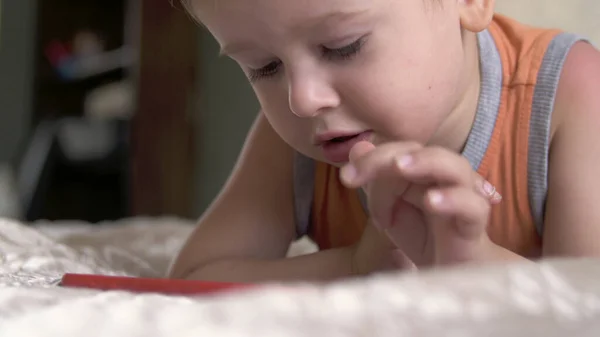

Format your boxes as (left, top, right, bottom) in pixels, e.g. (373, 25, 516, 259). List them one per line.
(482, 181, 502, 203)
(341, 165, 357, 184)
(491, 191, 502, 203)
(429, 190, 444, 206)
(397, 155, 413, 169)
(482, 181, 495, 195)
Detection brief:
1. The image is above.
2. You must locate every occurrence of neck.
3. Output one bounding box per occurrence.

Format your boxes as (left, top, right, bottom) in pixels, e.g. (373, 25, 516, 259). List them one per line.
(432, 31, 482, 153)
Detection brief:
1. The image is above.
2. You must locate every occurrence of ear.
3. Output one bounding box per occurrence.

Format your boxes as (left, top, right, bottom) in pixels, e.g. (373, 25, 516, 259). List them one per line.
(458, 0, 495, 33)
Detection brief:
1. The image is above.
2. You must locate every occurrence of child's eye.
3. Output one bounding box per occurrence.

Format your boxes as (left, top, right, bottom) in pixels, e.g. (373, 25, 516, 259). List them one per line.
(246, 37, 367, 82)
(248, 60, 282, 82)
(321, 37, 366, 61)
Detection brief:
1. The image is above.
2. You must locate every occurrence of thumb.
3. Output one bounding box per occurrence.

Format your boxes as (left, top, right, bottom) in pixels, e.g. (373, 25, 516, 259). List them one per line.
(348, 141, 376, 163)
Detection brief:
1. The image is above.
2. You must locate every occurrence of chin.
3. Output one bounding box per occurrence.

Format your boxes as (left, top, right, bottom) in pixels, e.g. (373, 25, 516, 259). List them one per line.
(302, 151, 344, 167)
(327, 161, 346, 168)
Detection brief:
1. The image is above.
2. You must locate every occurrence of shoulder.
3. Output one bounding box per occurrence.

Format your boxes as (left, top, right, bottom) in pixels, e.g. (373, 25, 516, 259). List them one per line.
(560, 40, 600, 98)
(542, 41, 600, 256)
(551, 41, 600, 136)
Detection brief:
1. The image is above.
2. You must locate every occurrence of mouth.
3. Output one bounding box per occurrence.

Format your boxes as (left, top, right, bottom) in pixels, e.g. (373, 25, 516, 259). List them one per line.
(318, 131, 373, 163)
(327, 135, 359, 143)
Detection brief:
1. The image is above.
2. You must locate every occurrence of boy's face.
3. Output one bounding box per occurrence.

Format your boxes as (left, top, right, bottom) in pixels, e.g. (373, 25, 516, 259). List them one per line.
(191, 0, 478, 165)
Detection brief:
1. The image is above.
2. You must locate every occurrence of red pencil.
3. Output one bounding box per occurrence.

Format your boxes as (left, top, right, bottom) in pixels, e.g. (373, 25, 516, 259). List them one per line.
(59, 273, 256, 296)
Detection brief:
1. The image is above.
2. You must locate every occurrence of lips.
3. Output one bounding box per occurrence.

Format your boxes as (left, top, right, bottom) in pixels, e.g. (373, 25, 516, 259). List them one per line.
(319, 131, 373, 163)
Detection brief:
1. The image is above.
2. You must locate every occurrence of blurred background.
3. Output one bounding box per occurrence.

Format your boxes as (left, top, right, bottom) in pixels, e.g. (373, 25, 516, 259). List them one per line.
(0, 1, 597, 224)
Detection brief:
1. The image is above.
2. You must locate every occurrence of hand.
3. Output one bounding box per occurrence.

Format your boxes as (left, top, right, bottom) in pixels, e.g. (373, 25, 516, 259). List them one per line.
(340, 141, 502, 266)
(350, 221, 417, 277)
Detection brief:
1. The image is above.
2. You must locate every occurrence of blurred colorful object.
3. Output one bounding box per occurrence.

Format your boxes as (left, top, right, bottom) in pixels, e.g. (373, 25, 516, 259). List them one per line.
(44, 32, 133, 82)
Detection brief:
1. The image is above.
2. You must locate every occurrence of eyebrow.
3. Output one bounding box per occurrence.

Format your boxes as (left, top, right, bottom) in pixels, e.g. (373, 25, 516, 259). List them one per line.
(218, 8, 371, 57)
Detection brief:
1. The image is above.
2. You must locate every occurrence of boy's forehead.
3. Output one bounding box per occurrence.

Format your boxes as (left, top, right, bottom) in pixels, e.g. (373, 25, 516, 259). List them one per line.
(196, 0, 375, 27)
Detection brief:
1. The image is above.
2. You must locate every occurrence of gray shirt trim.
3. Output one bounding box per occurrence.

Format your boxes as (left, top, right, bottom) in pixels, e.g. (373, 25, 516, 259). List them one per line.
(528, 33, 588, 234)
(461, 30, 503, 171)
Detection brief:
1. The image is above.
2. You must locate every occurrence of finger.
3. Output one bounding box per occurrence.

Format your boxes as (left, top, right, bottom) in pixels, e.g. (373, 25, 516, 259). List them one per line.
(367, 183, 407, 230)
(348, 141, 375, 163)
(478, 178, 502, 204)
(383, 202, 431, 265)
(424, 186, 490, 239)
(399, 183, 429, 209)
(397, 147, 502, 203)
(401, 177, 501, 207)
(341, 141, 422, 188)
(396, 146, 473, 187)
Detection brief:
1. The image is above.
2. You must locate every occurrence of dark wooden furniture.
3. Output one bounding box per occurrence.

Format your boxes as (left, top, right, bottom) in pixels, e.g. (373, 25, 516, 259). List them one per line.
(22, 0, 198, 222)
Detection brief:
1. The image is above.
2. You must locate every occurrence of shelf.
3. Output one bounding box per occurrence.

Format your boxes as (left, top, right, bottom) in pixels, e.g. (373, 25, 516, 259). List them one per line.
(33, 0, 131, 122)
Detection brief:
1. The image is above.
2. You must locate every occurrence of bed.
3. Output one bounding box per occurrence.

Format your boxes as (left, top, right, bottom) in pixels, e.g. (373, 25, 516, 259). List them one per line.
(0, 216, 599, 336)
(1, 1, 598, 335)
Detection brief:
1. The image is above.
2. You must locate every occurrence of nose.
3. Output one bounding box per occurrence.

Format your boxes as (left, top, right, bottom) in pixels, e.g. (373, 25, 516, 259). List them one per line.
(288, 70, 340, 118)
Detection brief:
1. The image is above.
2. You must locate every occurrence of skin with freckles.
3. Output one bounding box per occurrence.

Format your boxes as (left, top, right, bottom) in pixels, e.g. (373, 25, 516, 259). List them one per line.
(168, 0, 600, 281)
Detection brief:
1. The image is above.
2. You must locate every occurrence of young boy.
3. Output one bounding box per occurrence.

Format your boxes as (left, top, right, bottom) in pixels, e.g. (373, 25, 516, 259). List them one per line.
(169, 0, 600, 282)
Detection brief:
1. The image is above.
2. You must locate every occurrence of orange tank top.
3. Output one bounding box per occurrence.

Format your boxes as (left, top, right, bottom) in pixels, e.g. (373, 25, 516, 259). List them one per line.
(291, 15, 587, 258)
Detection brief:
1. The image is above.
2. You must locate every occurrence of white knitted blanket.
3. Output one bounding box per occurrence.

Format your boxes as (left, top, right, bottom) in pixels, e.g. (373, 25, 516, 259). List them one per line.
(0, 217, 599, 337)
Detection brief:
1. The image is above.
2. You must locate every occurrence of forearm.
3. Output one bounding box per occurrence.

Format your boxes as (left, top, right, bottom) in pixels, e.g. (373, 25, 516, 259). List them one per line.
(176, 246, 357, 284)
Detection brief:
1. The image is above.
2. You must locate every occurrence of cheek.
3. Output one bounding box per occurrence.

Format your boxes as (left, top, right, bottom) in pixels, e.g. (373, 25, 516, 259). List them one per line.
(341, 29, 465, 140)
(254, 87, 315, 154)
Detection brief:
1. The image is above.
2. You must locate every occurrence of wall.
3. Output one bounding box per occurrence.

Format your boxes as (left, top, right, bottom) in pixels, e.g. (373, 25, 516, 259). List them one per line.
(0, 0, 37, 163)
(193, 30, 259, 214)
(495, 0, 600, 45)
(192, 1, 600, 216)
